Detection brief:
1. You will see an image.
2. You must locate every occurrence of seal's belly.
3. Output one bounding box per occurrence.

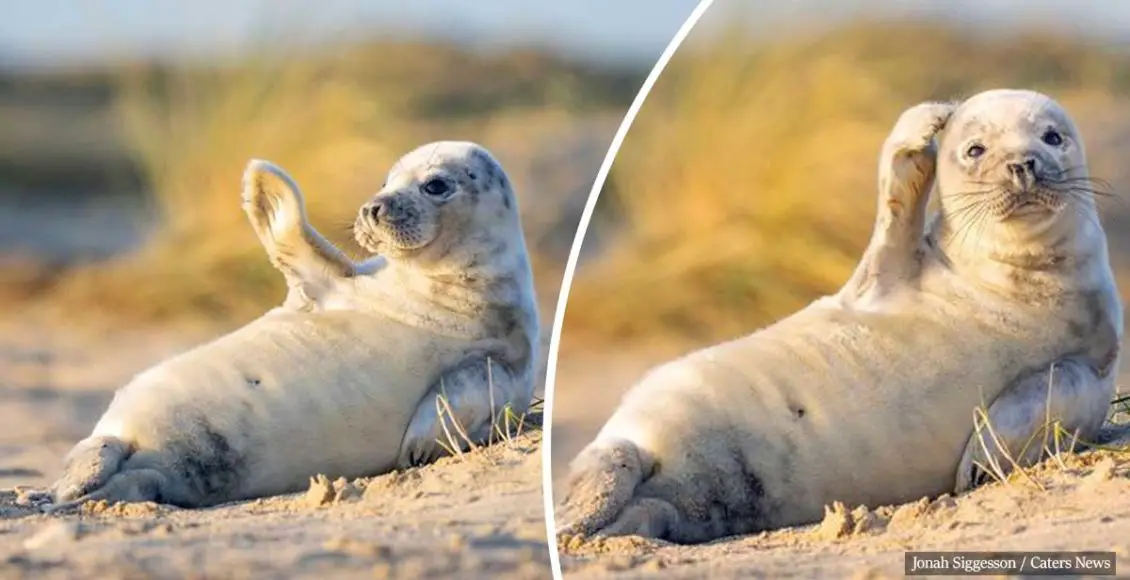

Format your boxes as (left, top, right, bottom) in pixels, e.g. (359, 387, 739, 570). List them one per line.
(610, 297, 1077, 526)
(93, 309, 473, 498)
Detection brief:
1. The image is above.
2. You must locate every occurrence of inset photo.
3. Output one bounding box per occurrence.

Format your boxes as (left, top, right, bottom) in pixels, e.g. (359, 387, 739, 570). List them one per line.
(0, 2, 698, 579)
(550, 0, 1130, 577)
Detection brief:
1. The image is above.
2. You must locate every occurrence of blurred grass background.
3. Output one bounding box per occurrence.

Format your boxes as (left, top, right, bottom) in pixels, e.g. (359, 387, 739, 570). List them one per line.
(0, 38, 645, 326)
(562, 20, 1130, 351)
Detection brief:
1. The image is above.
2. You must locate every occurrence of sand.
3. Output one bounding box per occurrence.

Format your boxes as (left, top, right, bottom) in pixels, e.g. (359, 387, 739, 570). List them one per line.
(0, 313, 550, 579)
(550, 347, 1130, 579)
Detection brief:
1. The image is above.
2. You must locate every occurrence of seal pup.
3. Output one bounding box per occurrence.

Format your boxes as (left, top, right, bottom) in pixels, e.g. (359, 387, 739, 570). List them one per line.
(48, 141, 539, 508)
(554, 90, 1120, 543)
(241, 142, 540, 467)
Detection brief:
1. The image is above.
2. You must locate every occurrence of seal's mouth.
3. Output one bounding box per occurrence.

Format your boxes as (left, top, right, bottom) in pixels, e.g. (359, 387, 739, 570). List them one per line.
(353, 194, 437, 254)
(353, 215, 434, 254)
(351, 218, 381, 253)
(985, 158, 1096, 219)
(950, 177, 1096, 224)
(999, 184, 1066, 218)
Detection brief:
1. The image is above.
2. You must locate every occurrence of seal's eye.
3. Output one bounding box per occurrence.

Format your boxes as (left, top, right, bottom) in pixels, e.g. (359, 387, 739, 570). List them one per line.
(421, 178, 451, 197)
(1042, 129, 1064, 147)
(966, 143, 986, 159)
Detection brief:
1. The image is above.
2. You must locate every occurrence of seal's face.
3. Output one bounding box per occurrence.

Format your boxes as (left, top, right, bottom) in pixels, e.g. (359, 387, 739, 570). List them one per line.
(353, 141, 516, 260)
(936, 89, 1091, 225)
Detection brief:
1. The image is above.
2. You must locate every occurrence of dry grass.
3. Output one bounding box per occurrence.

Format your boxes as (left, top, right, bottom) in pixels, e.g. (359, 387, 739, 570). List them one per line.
(1114, 393, 1130, 421)
(44, 55, 393, 322)
(563, 21, 1130, 347)
(434, 357, 544, 463)
(966, 392, 1130, 492)
(8, 39, 635, 326)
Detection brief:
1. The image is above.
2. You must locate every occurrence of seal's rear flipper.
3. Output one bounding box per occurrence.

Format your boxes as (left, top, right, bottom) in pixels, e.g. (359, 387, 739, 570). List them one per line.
(555, 438, 670, 539)
(46, 468, 167, 514)
(50, 435, 132, 503)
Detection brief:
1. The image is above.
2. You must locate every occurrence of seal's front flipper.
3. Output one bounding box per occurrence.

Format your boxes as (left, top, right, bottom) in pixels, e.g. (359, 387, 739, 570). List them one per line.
(397, 358, 528, 468)
(1096, 422, 1130, 448)
(841, 101, 956, 308)
(241, 159, 357, 310)
(955, 357, 1112, 493)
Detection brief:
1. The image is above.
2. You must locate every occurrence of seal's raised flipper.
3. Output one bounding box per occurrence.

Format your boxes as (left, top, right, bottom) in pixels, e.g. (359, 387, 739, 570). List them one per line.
(955, 357, 1114, 493)
(840, 102, 956, 307)
(241, 159, 360, 310)
(397, 358, 529, 468)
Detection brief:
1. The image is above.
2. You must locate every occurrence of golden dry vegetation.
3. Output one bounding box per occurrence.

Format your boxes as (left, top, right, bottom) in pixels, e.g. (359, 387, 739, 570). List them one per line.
(0, 41, 641, 326)
(563, 21, 1130, 349)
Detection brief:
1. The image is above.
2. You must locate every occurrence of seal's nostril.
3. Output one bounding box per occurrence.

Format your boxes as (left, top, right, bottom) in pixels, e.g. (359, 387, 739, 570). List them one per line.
(369, 203, 384, 221)
(1007, 158, 1038, 178)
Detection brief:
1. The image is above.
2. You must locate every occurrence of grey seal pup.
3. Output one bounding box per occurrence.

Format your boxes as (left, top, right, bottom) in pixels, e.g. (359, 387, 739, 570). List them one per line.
(555, 89, 1120, 543)
(48, 141, 540, 508)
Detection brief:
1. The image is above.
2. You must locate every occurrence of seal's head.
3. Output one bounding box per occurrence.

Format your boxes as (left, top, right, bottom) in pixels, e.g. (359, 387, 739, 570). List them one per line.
(935, 89, 1098, 243)
(353, 141, 523, 269)
(353, 141, 538, 369)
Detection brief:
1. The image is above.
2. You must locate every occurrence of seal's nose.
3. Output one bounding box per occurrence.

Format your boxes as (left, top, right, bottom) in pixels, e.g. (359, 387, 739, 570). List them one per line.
(367, 202, 386, 222)
(1006, 157, 1038, 179)
(1006, 156, 1039, 189)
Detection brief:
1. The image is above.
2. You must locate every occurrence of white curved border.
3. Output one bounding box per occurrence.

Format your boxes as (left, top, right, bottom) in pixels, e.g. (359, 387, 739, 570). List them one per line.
(541, 1, 715, 577)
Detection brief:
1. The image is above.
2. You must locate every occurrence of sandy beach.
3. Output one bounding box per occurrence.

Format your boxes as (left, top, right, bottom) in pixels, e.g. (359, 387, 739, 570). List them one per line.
(550, 347, 1130, 579)
(0, 312, 550, 579)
